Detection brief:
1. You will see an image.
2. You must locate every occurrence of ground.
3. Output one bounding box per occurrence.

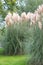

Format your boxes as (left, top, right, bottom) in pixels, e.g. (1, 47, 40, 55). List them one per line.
(0, 55, 28, 65)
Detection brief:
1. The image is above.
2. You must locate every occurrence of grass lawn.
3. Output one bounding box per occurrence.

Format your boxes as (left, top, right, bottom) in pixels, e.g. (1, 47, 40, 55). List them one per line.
(0, 55, 28, 65)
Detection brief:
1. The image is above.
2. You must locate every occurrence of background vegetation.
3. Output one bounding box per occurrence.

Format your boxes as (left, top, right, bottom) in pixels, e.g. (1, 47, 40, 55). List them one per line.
(0, 0, 43, 65)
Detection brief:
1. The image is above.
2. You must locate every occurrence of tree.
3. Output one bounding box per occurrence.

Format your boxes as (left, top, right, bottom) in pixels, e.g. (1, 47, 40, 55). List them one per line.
(0, 0, 17, 22)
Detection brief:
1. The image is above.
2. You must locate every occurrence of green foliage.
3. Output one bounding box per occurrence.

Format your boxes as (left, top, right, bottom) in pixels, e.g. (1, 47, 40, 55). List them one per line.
(0, 0, 17, 22)
(0, 48, 4, 55)
(4, 0, 17, 12)
(24, 0, 43, 12)
(17, 0, 43, 13)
